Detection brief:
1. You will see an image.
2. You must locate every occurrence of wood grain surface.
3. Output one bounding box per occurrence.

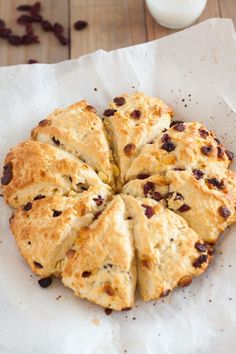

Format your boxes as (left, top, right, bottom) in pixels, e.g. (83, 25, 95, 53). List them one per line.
(0, 0, 235, 66)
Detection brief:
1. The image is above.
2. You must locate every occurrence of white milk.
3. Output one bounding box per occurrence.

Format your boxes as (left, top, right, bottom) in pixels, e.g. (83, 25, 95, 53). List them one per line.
(146, 0, 207, 29)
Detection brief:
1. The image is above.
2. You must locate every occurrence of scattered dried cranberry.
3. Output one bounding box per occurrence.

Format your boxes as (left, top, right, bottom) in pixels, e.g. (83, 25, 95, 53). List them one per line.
(199, 128, 209, 138)
(178, 204, 190, 212)
(114, 97, 126, 106)
(161, 133, 170, 143)
(143, 181, 155, 196)
(206, 178, 224, 190)
(26, 23, 34, 35)
(82, 271, 91, 278)
(217, 146, 224, 158)
(0, 19, 5, 28)
(28, 59, 38, 64)
(195, 242, 207, 252)
(30, 1, 41, 16)
(41, 20, 53, 31)
(0, 28, 12, 39)
(142, 204, 155, 218)
(23, 202, 32, 211)
(38, 276, 52, 288)
(173, 123, 185, 132)
(201, 145, 212, 155)
(74, 20, 88, 31)
(34, 194, 45, 200)
(53, 22, 64, 34)
(52, 136, 60, 146)
(21, 35, 33, 45)
(225, 150, 234, 161)
(124, 143, 136, 157)
(218, 206, 231, 218)
(93, 195, 104, 206)
(57, 35, 69, 45)
(193, 254, 208, 268)
(103, 109, 117, 117)
(137, 173, 150, 180)
(130, 110, 141, 119)
(160, 289, 170, 297)
(53, 210, 62, 217)
(161, 141, 176, 152)
(170, 120, 183, 127)
(152, 192, 162, 202)
(17, 5, 32, 11)
(17, 15, 33, 25)
(193, 169, 204, 180)
(31, 14, 42, 22)
(9, 35, 22, 46)
(1, 163, 13, 185)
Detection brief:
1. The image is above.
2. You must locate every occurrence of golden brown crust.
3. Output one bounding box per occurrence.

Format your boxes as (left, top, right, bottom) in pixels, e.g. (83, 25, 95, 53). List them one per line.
(31, 101, 114, 186)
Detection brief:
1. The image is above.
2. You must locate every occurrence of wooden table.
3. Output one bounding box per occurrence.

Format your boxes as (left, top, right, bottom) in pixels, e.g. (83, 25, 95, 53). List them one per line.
(0, 0, 235, 66)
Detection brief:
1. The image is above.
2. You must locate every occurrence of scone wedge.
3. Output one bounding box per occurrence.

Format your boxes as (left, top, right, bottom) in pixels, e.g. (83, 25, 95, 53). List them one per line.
(62, 195, 136, 311)
(31, 101, 114, 186)
(122, 195, 211, 302)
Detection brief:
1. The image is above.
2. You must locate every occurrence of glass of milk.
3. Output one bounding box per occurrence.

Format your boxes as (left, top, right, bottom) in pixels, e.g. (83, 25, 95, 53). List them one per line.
(145, 0, 208, 29)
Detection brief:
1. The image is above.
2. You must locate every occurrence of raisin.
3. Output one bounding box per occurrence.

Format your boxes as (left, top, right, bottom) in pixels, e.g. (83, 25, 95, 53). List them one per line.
(130, 110, 141, 119)
(214, 137, 221, 144)
(103, 109, 117, 117)
(199, 128, 209, 138)
(178, 204, 190, 212)
(1, 163, 13, 185)
(38, 277, 52, 288)
(217, 146, 224, 158)
(113, 97, 126, 106)
(170, 120, 183, 127)
(201, 145, 212, 155)
(161, 133, 170, 143)
(53, 210, 62, 217)
(206, 178, 224, 190)
(23, 202, 32, 211)
(93, 195, 104, 206)
(142, 204, 155, 218)
(34, 261, 43, 268)
(17, 5, 32, 11)
(82, 271, 91, 278)
(143, 181, 155, 196)
(193, 254, 208, 268)
(94, 211, 102, 220)
(74, 20, 88, 30)
(195, 242, 207, 252)
(104, 284, 115, 296)
(137, 173, 150, 180)
(52, 136, 60, 146)
(161, 141, 176, 152)
(124, 143, 136, 157)
(193, 169, 204, 180)
(34, 195, 45, 200)
(225, 150, 234, 161)
(152, 192, 162, 202)
(218, 206, 231, 218)
(104, 308, 112, 315)
(173, 123, 185, 132)
(160, 289, 170, 297)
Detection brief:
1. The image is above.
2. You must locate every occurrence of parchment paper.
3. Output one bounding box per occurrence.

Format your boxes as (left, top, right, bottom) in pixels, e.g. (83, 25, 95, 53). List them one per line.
(0, 19, 236, 354)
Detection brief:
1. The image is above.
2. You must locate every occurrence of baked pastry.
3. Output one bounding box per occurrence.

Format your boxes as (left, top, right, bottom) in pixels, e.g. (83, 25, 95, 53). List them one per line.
(1, 92, 235, 311)
(31, 101, 115, 187)
(126, 121, 232, 182)
(103, 92, 173, 188)
(1, 140, 109, 208)
(122, 195, 211, 301)
(62, 195, 136, 311)
(10, 185, 111, 277)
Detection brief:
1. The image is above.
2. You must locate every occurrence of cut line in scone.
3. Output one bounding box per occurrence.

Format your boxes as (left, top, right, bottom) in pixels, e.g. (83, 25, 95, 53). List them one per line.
(31, 100, 115, 187)
(121, 195, 212, 302)
(62, 195, 137, 311)
(103, 92, 173, 188)
(1, 140, 110, 208)
(10, 185, 112, 278)
(123, 169, 236, 244)
(125, 121, 233, 182)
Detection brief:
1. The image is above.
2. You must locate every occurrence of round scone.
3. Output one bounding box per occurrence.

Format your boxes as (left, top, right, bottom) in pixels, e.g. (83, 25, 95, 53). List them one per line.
(122, 194, 212, 302)
(62, 195, 137, 311)
(31, 101, 115, 187)
(123, 169, 236, 243)
(103, 92, 173, 188)
(1, 140, 109, 208)
(126, 121, 233, 182)
(10, 185, 111, 278)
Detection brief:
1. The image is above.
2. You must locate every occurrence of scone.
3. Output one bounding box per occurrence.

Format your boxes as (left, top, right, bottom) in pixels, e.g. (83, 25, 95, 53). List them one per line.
(122, 195, 211, 301)
(31, 101, 115, 187)
(62, 195, 137, 311)
(123, 170, 236, 243)
(103, 92, 173, 188)
(1, 140, 109, 208)
(126, 121, 233, 182)
(10, 185, 111, 277)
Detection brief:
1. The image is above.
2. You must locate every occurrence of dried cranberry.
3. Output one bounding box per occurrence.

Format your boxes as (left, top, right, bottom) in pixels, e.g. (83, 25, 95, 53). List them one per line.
(53, 210, 62, 217)
(114, 97, 126, 106)
(142, 204, 155, 218)
(30, 2, 41, 15)
(173, 123, 185, 132)
(31, 35, 40, 43)
(103, 109, 117, 117)
(225, 150, 234, 161)
(178, 204, 191, 212)
(195, 242, 207, 252)
(193, 254, 208, 268)
(74, 20, 88, 30)
(17, 5, 32, 11)
(82, 271, 91, 278)
(1, 163, 13, 185)
(53, 22, 64, 34)
(28, 59, 38, 64)
(21, 35, 33, 45)
(201, 145, 212, 155)
(170, 120, 183, 127)
(152, 192, 162, 202)
(206, 178, 224, 190)
(26, 23, 34, 35)
(104, 308, 112, 315)
(57, 35, 69, 45)
(41, 20, 53, 31)
(38, 277, 52, 288)
(161, 141, 176, 152)
(0, 19, 5, 28)
(124, 143, 136, 156)
(34, 261, 43, 268)
(34, 194, 45, 200)
(23, 202, 32, 211)
(143, 181, 155, 196)
(160, 289, 170, 297)
(193, 169, 204, 180)
(52, 136, 60, 146)
(9, 35, 22, 46)
(218, 206, 231, 218)
(199, 128, 209, 138)
(137, 173, 150, 180)
(217, 146, 224, 158)
(130, 110, 141, 119)
(93, 195, 104, 206)
(31, 14, 42, 22)
(161, 133, 170, 143)
(94, 211, 102, 220)
(0, 28, 12, 39)
(17, 15, 33, 25)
